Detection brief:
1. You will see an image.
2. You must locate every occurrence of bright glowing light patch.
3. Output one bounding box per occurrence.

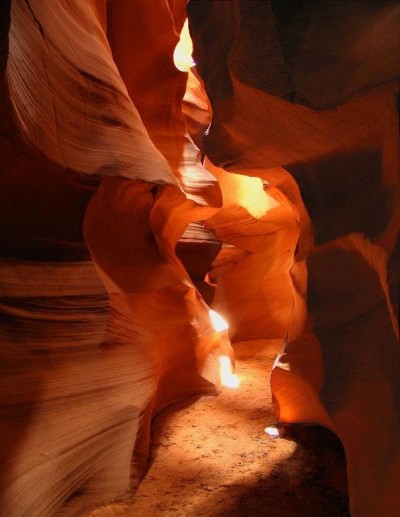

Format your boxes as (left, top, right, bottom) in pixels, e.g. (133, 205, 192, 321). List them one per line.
(219, 356, 240, 388)
(209, 309, 229, 332)
(264, 426, 280, 437)
(173, 19, 195, 72)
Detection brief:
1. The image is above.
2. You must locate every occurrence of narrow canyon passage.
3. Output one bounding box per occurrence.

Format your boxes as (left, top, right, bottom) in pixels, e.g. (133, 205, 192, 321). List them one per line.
(87, 340, 349, 517)
(1, 3, 398, 516)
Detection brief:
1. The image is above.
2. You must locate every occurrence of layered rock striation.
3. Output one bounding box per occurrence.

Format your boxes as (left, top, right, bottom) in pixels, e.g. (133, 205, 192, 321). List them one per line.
(0, 1, 399, 515)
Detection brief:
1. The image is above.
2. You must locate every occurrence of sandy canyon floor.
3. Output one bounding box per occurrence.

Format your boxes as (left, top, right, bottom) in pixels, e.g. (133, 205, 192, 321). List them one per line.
(87, 340, 349, 517)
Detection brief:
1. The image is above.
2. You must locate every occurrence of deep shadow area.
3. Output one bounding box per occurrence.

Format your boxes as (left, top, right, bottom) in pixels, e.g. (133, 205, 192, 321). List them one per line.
(191, 425, 349, 517)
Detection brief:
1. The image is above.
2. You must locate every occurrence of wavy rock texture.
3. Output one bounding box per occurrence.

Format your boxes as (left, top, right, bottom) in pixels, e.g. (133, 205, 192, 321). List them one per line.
(0, 1, 230, 515)
(0, 0, 399, 516)
(188, 1, 400, 516)
(7, 0, 176, 184)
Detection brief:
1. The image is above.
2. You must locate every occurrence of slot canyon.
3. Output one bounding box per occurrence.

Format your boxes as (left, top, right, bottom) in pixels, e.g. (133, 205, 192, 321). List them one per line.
(0, 1, 399, 516)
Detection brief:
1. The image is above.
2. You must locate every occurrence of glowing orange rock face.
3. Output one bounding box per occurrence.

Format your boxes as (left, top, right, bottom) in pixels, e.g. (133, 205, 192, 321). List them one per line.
(0, 1, 229, 514)
(0, 1, 399, 516)
(188, 3, 399, 516)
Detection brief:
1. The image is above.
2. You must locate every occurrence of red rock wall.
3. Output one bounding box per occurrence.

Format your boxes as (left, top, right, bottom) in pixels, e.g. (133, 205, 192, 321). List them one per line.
(188, 2, 400, 515)
(0, 1, 229, 514)
(0, 0, 399, 515)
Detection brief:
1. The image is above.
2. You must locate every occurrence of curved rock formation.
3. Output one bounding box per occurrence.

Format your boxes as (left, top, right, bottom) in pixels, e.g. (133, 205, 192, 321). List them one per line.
(1, 0, 399, 515)
(1, 1, 229, 514)
(188, 1, 400, 515)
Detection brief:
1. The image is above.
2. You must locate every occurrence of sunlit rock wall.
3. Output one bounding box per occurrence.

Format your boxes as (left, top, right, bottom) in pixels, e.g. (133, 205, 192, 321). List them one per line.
(0, 0, 399, 516)
(188, 1, 400, 516)
(0, 1, 230, 515)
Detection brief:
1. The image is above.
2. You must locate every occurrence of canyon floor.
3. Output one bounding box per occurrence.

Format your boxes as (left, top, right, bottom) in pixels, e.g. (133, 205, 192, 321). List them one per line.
(87, 339, 349, 517)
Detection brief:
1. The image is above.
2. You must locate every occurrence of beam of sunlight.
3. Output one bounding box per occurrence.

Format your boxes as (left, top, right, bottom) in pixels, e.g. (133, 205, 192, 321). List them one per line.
(209, 309, 229, 332)
(173, 19, 195, 72)
(219, 356, 240, 389)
